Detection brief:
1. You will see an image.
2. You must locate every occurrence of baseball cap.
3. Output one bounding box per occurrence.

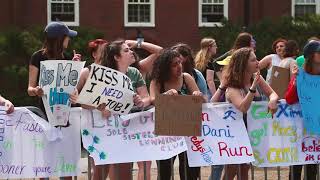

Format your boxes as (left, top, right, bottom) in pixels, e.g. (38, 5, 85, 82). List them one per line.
(303, 41, 320, 58)
(44, 22, 77, 38)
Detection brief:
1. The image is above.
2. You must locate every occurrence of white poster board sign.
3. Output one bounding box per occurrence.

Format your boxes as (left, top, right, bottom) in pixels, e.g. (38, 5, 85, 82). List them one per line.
(39, 60, 85, 126)
(0, 107, 81, 179)
(247, 100, 320, 167)
(81, 108, 187, 165)
(186, 103, 255, 167)
(77, 64, 134, 115)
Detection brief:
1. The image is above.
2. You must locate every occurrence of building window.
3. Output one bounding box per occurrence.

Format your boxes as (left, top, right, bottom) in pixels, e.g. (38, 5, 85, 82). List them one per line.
(47, 0, 79, 26)
(199, 0, 228, 27)
(292, 0, 319, 17)
(124, 0, 155, 27)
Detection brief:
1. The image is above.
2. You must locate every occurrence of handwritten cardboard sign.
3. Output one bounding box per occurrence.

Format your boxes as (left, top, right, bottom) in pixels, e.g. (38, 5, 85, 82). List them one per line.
(155, 95, 202, 136)
(39, 60, 85, 126)
(81, 108, 187, 165)
(297, 68, 320, 135)
(77, 64, 134, 115)
(0, 107, 81, 179)
(269, 66, 290, 98)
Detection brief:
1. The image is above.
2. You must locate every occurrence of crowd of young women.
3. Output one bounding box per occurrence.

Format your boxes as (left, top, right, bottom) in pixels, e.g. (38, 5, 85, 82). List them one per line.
(0, 22, 317, 180)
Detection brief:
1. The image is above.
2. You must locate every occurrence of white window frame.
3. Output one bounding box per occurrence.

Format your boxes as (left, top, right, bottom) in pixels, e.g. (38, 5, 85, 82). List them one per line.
(47, 0, 80, 26)
(124, 0, 155, 27)
(198, 0, 228, 27)
(291, 0, 320, 17)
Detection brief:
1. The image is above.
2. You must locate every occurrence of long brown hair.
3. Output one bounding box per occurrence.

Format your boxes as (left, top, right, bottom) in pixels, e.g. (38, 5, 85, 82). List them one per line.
(225, 48, 253, 88)
(42, 35, 66, 59)
(151, 49, 180, 90)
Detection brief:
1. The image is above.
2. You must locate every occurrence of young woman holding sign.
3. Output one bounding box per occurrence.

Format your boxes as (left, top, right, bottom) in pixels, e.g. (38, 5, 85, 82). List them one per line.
(78, 39, 110, 180)
(149, 49, 204, 180)
(224, 48, 279, 180)
(27, 22, 81, 118)
(27, 21, 81, 180)
(259, 38, 287, 84)
(103, 39, 151, 180)
(77, 39, 111, 117)
(285, 41, 320, 180)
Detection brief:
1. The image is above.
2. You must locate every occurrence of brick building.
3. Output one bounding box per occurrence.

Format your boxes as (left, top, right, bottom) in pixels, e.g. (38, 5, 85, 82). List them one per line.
(0, 0, 316, 48)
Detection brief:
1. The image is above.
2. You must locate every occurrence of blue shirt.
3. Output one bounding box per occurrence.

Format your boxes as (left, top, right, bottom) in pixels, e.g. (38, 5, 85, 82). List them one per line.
(194, 69, 208, 96)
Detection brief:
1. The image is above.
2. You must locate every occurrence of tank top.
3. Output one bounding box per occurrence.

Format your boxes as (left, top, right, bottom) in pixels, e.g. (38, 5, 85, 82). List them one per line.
(266, 54, 282, 84)
(160, 74, 189, 95)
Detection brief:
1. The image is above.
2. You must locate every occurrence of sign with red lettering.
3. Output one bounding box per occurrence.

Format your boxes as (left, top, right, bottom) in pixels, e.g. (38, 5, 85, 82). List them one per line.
(186, 103, 254, 166)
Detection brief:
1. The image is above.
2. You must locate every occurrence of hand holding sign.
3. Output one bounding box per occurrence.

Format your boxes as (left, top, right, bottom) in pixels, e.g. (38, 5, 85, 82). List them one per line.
(69, 89, 79, 104)
(192, 91, 203, 97)
(133, 94, 144, 108)
(164, 89, 178, 95)
(34, 86, 44, 97)
(267, 100, 278, 118)
(5, 100, 14, 114)
(292, 64, 299, 76)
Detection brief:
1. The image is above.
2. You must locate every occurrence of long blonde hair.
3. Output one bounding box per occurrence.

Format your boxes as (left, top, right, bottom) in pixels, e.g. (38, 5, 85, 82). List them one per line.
(195, 38, 215, 72)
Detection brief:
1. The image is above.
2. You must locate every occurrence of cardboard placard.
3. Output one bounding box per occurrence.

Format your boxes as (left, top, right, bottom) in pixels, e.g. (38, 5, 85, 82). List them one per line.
(269, 66, 290, 98)
(155, 95, 202, 136)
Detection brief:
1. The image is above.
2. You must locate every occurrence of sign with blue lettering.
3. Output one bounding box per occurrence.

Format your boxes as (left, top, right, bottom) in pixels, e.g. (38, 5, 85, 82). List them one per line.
(297, 68, 320, 135)
(185, 103, 254, 166)
(77, 64, 134, 115)
(247, 100, 320, 167)
(39, 60, 85, 126)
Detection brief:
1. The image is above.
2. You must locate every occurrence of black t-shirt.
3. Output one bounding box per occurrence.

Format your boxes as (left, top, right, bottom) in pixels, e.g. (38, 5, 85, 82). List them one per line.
(30, 49, 71, 82)
(200, 62, 215, 82)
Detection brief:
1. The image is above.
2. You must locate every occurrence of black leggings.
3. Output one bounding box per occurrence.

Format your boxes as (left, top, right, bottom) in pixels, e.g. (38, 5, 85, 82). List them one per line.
(289, 165, 318, 180)
(157, 152, 200, 180)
